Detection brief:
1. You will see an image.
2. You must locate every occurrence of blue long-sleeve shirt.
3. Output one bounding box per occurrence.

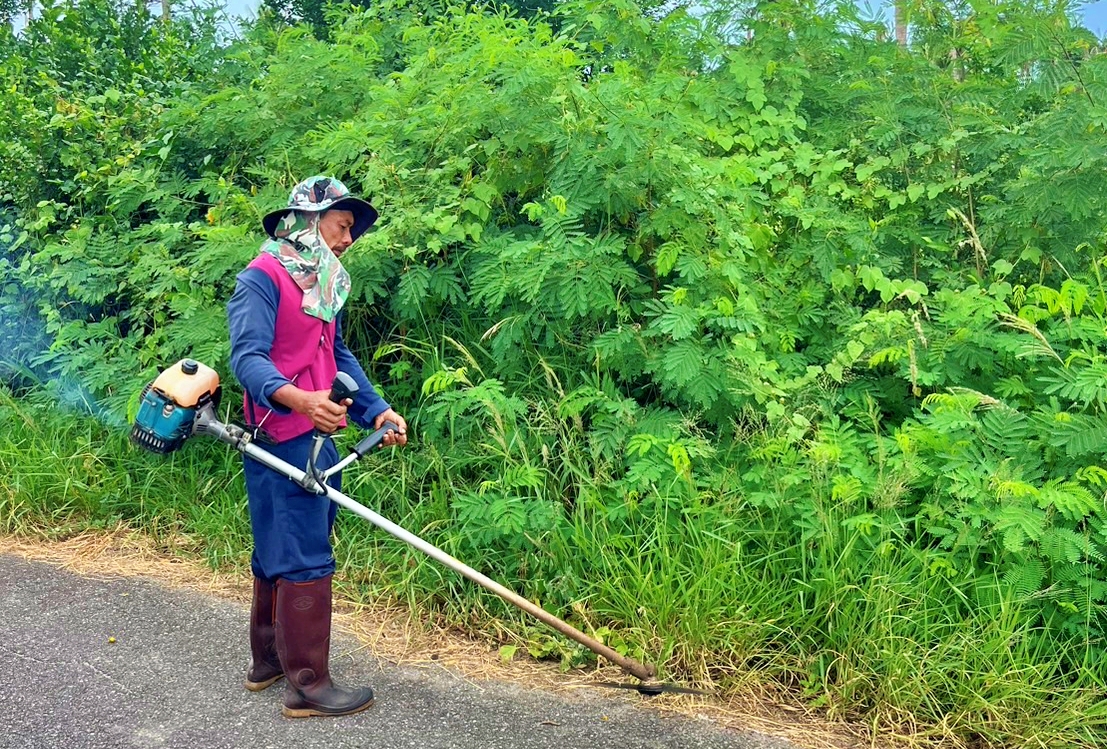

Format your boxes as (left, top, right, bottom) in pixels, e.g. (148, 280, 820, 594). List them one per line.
(227, 266, 389, 431)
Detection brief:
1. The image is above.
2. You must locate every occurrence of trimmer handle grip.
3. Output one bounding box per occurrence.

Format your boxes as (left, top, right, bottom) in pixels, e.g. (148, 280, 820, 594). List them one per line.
(329, 372, 360, 404)
(351, 421, 399, 457)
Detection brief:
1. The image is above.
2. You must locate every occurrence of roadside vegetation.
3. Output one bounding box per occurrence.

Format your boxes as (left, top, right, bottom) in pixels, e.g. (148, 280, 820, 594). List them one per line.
(5, 1, 1107, 745)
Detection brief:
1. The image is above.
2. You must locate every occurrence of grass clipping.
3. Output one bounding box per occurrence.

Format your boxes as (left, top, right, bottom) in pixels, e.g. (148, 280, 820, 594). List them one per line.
(0, 527, 871, 749)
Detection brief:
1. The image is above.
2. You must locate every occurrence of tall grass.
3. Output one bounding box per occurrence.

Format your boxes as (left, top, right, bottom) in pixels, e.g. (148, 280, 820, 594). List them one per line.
(3, 387, 1106, 747)
(0, 386, 251, 552)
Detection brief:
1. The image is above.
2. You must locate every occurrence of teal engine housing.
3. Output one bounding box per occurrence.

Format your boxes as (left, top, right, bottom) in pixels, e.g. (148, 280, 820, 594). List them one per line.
(130, 385, 198, 454)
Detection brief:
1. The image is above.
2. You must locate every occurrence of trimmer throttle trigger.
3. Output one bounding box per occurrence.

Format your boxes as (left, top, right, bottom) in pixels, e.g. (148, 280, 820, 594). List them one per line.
(330, 372, 359, 404)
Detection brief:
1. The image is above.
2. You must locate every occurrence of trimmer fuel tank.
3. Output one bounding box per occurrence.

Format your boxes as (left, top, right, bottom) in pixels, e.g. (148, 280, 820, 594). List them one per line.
(150, 359, 220, 407)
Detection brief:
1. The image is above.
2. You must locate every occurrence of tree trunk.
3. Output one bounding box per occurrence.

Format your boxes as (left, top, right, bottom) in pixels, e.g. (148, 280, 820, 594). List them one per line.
(950, 47, 964, 82)
(894, 1, 907, 47)
(161, 0, 170, 24)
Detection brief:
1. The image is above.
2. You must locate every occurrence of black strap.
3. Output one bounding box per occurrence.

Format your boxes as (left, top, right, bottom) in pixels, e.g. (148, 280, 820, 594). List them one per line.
(244, 394, 277, 445)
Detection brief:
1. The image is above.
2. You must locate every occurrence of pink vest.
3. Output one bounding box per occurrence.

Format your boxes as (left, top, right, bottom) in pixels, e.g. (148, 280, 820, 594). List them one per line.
(244, 253, 345, 442)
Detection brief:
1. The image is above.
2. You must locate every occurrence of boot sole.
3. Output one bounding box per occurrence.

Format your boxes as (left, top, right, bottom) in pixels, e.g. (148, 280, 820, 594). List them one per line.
(282, 698, 375, 719)
(244, 674, 285, 692)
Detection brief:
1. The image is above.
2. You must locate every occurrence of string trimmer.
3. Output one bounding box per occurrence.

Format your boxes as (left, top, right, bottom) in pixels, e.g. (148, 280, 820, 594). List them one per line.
(131, 358, 709, 697)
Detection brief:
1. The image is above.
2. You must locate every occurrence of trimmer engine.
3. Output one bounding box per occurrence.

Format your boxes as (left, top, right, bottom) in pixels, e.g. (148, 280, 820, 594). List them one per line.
(130, 359, 221, 454)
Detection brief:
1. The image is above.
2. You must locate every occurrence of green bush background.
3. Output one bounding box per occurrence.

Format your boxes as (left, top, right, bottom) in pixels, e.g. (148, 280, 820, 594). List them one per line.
(6, 0, 1107, 745)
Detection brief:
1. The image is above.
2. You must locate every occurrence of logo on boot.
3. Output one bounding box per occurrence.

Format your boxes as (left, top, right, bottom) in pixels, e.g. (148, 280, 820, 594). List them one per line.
(292, 596, 315, 611)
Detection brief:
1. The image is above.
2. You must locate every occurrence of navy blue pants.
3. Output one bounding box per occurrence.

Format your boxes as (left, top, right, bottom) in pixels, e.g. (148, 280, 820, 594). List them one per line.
(244, 431, 341, 582)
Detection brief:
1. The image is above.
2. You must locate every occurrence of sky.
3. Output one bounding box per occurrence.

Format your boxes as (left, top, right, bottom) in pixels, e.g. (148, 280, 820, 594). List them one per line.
(211, 0, 1107, 37)
(14, 1, 1107, 38)
(854, 0, 1107, 37)
(1068, 0, 1106, 35)
(1088, 1, 1107, 35)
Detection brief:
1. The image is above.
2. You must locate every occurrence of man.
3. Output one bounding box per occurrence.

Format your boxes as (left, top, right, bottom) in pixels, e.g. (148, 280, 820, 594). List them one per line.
(227, 175, 408, 718)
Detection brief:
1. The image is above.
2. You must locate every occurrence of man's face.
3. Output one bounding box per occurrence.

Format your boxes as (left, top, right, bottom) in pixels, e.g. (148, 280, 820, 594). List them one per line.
(319, 210, 356, 256)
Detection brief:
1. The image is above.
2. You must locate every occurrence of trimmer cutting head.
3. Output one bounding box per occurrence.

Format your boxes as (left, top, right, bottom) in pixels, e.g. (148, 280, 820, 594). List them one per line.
(130, 359, 221, 453)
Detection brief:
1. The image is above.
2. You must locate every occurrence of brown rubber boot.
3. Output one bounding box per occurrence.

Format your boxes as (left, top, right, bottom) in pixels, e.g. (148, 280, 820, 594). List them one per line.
(245, 577, 284, 691)
(274, 575, 375, 718)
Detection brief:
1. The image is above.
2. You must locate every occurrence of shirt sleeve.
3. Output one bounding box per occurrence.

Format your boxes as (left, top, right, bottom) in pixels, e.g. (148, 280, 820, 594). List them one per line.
(334, 314, 390, 430)
(227, 267, 293, 414)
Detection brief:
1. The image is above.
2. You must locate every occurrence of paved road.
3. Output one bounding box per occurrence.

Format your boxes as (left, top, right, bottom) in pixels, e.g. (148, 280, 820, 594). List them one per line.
(0, 554, 797, 749)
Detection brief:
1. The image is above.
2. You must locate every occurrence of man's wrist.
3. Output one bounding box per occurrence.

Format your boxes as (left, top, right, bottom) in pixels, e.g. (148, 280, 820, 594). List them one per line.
(271, 383, 306, 414)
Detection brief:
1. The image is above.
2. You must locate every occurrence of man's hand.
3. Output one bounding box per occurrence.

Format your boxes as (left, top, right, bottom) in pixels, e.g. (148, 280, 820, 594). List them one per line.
(374, 408, 408, 447)
(272, 384, 349, 433)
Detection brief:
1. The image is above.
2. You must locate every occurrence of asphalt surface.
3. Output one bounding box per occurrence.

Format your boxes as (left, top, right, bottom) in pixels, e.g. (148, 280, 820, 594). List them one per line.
(0, 554, 799, 749)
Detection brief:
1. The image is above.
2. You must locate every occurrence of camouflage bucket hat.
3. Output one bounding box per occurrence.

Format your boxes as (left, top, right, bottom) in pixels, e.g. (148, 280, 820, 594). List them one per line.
(262, 175, 378, 242)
